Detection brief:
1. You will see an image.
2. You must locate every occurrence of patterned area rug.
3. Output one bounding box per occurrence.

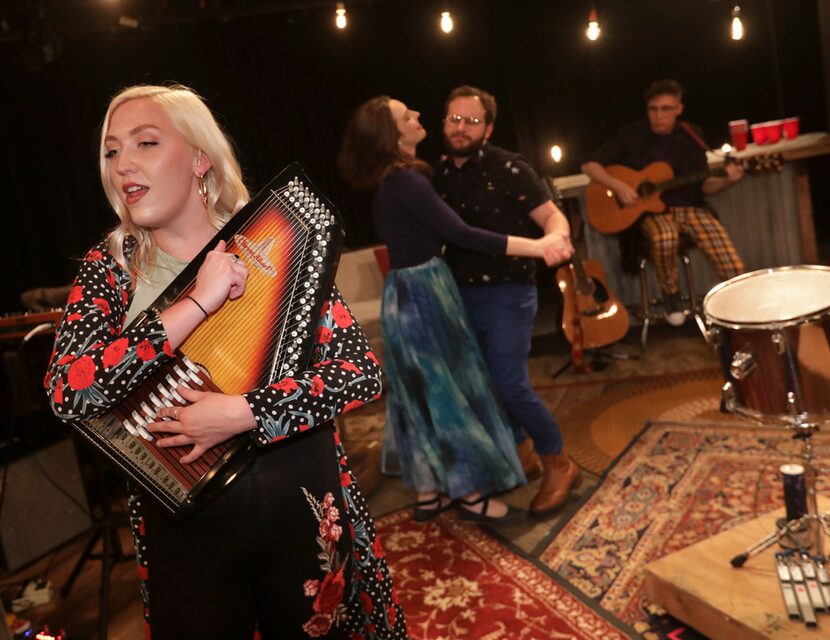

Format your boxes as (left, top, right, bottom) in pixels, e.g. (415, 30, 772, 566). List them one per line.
(537, 368, 726, 475)
(375, 509, 634, 639)
(339, 367, 730, 481)
(342, 329, 723, 482)
(539, 421, 830, 638)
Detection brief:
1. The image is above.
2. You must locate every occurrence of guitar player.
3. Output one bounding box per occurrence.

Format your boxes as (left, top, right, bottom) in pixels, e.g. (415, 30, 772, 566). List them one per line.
(581, 79, 745, 326)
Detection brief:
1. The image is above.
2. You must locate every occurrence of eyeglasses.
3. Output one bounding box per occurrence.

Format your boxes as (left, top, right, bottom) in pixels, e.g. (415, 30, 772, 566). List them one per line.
(648, 105, 679, 113)
(444, 114, 483, 126)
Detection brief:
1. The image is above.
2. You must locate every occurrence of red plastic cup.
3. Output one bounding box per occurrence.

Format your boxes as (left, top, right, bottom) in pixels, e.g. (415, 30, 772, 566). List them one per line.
(764, 120, 783, 144)
(783, 117, 800, 139)
(750, 123, 767, 145)
(728, 119, 749, 150)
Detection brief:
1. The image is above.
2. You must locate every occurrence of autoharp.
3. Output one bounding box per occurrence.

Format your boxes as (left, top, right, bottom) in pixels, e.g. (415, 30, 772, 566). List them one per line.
(73, 163, 344, 517)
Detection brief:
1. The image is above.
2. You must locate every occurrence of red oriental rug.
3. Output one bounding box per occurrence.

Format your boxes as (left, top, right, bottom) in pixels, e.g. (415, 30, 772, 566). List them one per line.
(539, 421, 830, 638)
(375, 509, 634, 639)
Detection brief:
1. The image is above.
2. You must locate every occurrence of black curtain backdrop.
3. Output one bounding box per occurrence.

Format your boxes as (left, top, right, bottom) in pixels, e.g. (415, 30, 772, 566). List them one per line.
(0, 0, 826, 312)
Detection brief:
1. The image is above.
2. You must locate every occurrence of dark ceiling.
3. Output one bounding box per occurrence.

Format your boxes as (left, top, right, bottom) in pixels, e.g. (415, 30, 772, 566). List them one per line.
(0, 0, 401, 39)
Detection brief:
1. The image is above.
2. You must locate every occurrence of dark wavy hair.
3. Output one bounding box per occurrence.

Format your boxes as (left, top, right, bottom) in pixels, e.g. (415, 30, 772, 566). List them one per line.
(644, 79, 684, 103)
(338, 95, 431, 191)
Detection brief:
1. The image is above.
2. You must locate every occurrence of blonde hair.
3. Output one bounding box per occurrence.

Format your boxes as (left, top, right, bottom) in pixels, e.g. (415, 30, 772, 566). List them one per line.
(100, 84, 249, 276)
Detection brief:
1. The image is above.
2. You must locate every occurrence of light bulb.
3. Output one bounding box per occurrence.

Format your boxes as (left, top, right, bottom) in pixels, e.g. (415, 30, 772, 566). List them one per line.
(731, 6, 743, 40)
(440, 11, 454, 34)
(550, 145, 563, 163)
(335, 3, 347, 29)
(586, 8, 600, 41)
(721, 143, 733, 153)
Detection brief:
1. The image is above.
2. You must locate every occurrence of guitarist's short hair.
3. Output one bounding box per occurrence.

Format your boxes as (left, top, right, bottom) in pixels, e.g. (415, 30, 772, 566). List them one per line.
(643, 79, 684, 103)
(445, 85, 498, 124)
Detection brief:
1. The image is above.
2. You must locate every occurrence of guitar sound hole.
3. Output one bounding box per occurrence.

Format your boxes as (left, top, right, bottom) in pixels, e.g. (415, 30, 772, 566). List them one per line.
(591, 278, 610, 304)
(580, 278, 611, 317)
(638, 182, 656, 197)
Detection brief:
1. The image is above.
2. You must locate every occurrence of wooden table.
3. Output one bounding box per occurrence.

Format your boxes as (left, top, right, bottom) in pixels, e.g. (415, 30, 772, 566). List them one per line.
(644, 497, 830, 640)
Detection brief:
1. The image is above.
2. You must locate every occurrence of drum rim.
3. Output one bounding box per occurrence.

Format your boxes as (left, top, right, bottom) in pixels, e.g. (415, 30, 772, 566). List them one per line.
(727, 402, 830, 428)
(703, 265, 830, 329)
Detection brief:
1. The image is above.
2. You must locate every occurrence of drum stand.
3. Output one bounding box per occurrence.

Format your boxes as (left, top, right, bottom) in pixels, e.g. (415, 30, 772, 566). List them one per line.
(60, 452, 133, 640)
(731, 420, 829, 567)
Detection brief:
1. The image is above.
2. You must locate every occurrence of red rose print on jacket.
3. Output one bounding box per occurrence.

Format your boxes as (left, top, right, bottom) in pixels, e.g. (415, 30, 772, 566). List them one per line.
(67, 355, 96, 390)
(342, 399, 364, 414)
(271, 377, 298, 394)
(314, 567, 345, 613)
(93, 297, 111, 315)
(359, 591, 374, 615)
(309, 375, 325, 396)
(135, 340, 157, 362)
(53, 377, 64, 404)
(302, 613, 332, 637)
(315, 326, 333, 344)
(371, 536, 385, 559)
(331, 301, 353, 328)
(102, 338, 129, 368)
(338, 360, 361, 374)
(67, 286, 83, 305)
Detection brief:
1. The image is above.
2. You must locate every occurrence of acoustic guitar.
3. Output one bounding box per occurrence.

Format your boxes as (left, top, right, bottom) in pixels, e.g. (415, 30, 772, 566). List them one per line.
(555, 244, 629, 350)
(547, 180, 629, 352)
(585, 154, 780, 234)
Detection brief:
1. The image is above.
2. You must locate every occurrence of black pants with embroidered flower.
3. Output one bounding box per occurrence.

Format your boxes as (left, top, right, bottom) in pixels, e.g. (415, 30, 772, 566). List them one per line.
(130, 425, 353, 640)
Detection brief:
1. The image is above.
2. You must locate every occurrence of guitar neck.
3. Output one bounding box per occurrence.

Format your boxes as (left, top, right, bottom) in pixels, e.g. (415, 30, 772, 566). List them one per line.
(654, 167, 721, 193)
(570, 245, 589, 283)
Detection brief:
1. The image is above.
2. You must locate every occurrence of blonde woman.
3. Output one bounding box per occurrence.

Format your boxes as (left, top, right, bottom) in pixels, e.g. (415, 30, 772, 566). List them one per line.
(45, 85, 406, 639)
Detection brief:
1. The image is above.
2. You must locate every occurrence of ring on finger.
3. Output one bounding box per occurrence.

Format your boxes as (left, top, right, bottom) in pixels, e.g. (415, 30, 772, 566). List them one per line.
(232, 254, 240, 262)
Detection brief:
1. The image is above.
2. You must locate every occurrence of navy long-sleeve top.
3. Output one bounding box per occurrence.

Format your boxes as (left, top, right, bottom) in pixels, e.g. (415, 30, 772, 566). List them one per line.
(373, 168, 508, 269)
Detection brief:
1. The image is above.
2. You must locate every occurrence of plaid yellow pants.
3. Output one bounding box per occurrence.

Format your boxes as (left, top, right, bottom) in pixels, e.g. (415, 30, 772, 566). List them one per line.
(640, 206, 744, 295)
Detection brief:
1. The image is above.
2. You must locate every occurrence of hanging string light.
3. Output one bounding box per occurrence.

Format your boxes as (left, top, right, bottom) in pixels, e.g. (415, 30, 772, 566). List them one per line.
(585, 8, 600, 41)
(550, 145, 563, 163)
(335, 2, 347, 29)
(440, 10, 454, 34)
(730, 5, 744, 40)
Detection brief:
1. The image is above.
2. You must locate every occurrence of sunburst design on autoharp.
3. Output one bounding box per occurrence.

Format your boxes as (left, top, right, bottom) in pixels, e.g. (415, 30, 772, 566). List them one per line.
(73, 163, 344, 517)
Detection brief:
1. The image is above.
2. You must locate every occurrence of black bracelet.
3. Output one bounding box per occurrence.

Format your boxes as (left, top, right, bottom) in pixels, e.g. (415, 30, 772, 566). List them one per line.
(185, 295, 209, 319)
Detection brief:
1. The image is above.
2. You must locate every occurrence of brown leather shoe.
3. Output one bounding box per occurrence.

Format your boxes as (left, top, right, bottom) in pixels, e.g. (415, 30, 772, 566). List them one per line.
(517, 438, 542, 480)
(529, 450, 582, 517)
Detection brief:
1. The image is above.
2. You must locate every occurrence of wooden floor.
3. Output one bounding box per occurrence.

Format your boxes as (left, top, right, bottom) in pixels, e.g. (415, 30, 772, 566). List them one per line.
(2, 519, 143, 640)
(0, 323, 715, 639)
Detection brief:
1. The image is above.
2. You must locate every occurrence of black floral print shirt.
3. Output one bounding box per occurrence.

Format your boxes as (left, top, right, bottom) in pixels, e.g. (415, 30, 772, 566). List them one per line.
(433, 144, 552, 287)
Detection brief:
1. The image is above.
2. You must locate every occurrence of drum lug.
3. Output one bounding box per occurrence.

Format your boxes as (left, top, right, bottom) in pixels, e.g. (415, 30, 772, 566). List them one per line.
(730, 350, 756, 380)
(787, 392, 798, 415)
(772, 331, 786, 355)
(705, 325, 721, 346)
(722, 382, 736, 413)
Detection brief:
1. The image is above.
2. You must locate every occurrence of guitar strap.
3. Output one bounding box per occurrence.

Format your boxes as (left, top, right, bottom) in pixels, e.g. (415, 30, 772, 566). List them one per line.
(679, 121, 711, 152)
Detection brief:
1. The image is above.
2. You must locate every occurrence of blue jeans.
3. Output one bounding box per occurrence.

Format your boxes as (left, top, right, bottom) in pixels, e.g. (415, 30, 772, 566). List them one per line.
(459, 283, 563, 455)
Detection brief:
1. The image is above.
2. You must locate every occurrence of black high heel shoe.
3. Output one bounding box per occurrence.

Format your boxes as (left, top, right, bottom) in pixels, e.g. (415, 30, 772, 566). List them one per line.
(455, 496, 525, 524)
(413, 495, 454, 522)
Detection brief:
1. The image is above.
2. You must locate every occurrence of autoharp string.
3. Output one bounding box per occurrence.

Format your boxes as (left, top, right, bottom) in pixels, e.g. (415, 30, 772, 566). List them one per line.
(169, 185, 332, 389)
(201, 187, 324, 376)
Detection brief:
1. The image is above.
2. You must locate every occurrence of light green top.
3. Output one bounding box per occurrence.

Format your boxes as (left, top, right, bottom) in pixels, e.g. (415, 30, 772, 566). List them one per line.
(123, 248, 189, 328)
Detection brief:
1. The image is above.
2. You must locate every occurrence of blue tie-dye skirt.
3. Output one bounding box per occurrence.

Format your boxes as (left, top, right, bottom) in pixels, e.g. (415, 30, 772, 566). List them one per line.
(380, 257, 525, 498)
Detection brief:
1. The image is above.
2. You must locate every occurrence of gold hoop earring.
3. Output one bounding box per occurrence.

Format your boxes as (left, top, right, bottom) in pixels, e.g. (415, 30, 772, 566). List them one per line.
(197, 174, 209, 209)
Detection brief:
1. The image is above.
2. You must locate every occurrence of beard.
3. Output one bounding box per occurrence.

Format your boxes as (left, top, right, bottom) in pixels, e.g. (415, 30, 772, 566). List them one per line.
(443, 131, 487, 158)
